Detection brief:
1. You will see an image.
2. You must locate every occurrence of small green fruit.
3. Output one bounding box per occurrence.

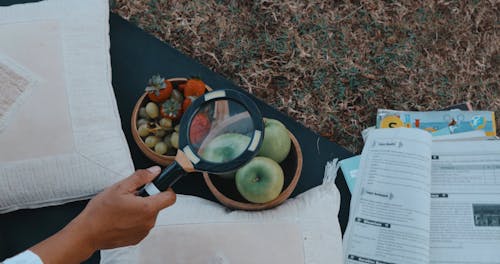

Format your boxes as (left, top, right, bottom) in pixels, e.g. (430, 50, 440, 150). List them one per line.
(155, 129, 167, 138)
(170, 132, 179, 149)
(145, 102, 159, 119)
(163, 134, 172, 147)
(159, 118, 173, 129)
(154, 142, 168, 155)
(258, 118, 291, 163)
(138, 124, 150, 137)
(137, 118, 148, 128)
(200, 133, 250, 164)
(144, 136, 161, 149)
(236, 157, 284, 203)
(138, 107, 148, 119)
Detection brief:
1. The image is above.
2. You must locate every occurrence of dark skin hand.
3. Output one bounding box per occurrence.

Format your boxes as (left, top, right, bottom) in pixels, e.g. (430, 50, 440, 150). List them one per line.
(30, 166, 176, 264)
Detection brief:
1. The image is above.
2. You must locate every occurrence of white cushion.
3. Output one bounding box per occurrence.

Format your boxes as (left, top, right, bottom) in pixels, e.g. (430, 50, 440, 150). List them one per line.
(0, 0, 134, 213)
(100, 170, 344, 264)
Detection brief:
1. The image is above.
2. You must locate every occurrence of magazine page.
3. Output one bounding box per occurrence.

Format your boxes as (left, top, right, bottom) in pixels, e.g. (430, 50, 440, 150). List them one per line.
(376, 109, 496, 137)
(344, 128, 433, 264)
(430, 140, 500, 263)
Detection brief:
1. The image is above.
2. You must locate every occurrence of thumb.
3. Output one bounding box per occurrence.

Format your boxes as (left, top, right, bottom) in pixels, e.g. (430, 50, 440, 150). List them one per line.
(121, 166, 162, 191)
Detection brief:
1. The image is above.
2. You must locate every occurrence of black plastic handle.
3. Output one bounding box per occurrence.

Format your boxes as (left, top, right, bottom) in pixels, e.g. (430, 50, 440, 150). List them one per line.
(138, 161, 187, 197)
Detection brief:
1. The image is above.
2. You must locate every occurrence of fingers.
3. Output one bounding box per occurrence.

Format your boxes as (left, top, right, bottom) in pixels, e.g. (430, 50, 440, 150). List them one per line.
(120, 166, 162, 191)
(146, 188, 177, 211)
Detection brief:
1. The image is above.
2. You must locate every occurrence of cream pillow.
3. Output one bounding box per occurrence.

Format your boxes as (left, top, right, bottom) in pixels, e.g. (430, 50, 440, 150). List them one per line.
(0, 0, 134, 213)
(101, 163, 344, 264)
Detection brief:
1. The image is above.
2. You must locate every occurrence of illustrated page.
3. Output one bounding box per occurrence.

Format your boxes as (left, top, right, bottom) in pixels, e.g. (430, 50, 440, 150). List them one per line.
(430, 140, 500, 264)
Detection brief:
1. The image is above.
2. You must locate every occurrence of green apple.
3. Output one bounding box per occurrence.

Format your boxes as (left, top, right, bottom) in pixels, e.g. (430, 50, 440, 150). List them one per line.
(235, 157, 284, 203)
(201, 133, 251, 163)
(258, 118, 291, 163)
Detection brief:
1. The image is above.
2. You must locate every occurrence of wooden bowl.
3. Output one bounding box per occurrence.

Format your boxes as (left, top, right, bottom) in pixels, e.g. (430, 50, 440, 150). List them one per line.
(203, 130, 303, 210)
(131, 77, 212, 166)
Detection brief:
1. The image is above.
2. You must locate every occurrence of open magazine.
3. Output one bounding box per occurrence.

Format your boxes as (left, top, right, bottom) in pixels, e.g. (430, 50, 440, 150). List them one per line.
(343, 128, 500, 264)
(376, 109, 496, 137)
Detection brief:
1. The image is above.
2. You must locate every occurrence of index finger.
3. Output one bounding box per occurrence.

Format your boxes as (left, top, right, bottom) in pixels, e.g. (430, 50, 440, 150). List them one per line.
(145, 188, 177, 211)
(119, 166, 161, 192)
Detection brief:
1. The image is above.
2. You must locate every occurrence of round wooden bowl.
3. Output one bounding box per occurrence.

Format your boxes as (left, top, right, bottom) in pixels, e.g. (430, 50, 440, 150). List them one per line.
(203, 130, 303, 211)
(131, 77, 212, 166)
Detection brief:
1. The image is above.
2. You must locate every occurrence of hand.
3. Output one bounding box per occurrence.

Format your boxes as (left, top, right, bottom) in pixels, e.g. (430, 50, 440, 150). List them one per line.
(30, 166, 176, 263)
(73, 166, 176, 249)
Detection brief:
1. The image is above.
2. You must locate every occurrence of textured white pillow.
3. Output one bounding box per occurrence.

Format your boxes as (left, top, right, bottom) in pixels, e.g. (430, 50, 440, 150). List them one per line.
(101, 164, 344, 264)
(0, 0, 134, 213)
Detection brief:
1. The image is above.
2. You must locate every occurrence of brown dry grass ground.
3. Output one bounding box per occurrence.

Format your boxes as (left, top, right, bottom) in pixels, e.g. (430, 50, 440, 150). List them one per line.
(112, 0, 499, 153)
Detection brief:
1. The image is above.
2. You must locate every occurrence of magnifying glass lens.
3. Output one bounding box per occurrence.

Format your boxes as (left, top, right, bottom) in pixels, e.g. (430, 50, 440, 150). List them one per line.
(188, 99, 254, 163)
(137, 90, 264, 197)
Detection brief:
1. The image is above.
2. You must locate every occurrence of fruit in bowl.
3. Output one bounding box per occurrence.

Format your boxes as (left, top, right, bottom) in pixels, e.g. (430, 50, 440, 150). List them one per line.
(203, 118, 303, 210)
(145, 74, 173, 103)
(200, 133, 251, 164)
(258, 118, 292, 163)
(235, 156, 285, 203)
(131, 76, 211, 165)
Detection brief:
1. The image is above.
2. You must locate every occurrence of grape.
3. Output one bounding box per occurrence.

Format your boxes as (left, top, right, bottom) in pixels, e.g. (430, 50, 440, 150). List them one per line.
(138, 124, 150, 137)
(174, 124, 180, 132)
(170, 132, 179, 149)
(155, 129, 167, 138)
(163, 134, 173, 148)
(154, 142, 168, 155)
(145, 102, 159, 119)
(136, 118, 148, 128)
(138, 107, 148, 119)
(144, 136, 161, 149)
(159, 118, 172, 129)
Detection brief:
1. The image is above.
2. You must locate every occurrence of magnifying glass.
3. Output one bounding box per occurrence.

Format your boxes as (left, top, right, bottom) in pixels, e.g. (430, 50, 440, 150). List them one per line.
(138, 89, 264, 197)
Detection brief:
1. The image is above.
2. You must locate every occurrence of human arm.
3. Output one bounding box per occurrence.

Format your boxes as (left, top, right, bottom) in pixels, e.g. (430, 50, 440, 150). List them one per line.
(4, 166, 176, 264)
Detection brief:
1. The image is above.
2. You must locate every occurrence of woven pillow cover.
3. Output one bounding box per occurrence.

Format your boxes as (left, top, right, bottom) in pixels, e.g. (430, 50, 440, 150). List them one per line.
(0, 0, 134, 213)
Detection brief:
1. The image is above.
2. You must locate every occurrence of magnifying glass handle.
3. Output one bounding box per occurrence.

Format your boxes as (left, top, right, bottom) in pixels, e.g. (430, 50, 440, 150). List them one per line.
(137, 161, 187, 197)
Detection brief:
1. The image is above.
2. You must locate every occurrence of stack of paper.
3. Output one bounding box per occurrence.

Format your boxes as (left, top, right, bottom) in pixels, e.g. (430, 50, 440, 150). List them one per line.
(341, 105, 500, 264)
(341, 105, 497, 192)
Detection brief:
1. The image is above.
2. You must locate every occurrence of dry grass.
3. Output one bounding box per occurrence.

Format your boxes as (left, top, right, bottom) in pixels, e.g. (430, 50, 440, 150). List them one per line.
(111, 0, 499, 153)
